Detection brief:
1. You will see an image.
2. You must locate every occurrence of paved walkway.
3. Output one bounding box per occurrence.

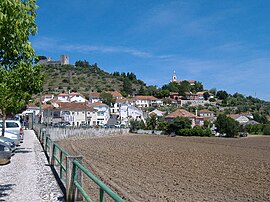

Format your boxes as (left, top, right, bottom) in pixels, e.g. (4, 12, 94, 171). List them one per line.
(0, 130, 64, 202)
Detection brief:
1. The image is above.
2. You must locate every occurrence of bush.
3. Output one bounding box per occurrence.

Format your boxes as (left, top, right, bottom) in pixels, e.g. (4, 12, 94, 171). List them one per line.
(129, 119, 145, 132)
(263, 125, 270, 135)
(245, 124, 263, 135)
(176, 127, 212, 137)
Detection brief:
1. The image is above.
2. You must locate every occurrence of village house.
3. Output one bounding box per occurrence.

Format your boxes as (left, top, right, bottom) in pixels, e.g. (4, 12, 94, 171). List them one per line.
(197, 109, 215, 122)
(195, 91, 207, 100)
(110, 98, 130, 115)
(169, 92, 181, 100)
(165, 109, 204, 127)
(149, 109, 166, 117)
(131, 95, 163, 108)
(57, 92, 86, 103)
(119, 103, 144, 125)
(42, 94, 54, 104)
(89, 91, 123, 104)
(227, 114, 250, 124)
(180, 99, 209, 107)
(89, 92, 101, 103)
(198, 109, 214, 118)
(88, 102, 110, 126)
(42, 102, 97, 127)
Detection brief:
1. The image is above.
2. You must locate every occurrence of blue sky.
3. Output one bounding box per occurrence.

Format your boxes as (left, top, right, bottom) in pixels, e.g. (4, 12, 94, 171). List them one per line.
(32, 0, 270, 101)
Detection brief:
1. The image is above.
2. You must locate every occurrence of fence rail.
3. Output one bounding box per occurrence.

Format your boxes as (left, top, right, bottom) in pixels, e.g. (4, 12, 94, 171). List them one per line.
(34, 124, 124, 202)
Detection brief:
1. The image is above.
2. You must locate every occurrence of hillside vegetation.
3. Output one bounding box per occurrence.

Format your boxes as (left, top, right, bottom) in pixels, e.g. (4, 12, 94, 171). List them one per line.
(41, 61, 145, 97)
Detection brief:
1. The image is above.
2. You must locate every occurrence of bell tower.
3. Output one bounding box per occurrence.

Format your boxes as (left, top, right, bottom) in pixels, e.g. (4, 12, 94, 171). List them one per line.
(171, 71, 177, 82)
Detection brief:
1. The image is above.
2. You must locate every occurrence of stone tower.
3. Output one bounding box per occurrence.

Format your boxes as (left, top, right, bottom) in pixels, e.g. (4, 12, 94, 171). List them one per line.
(60, 55, 69, 65)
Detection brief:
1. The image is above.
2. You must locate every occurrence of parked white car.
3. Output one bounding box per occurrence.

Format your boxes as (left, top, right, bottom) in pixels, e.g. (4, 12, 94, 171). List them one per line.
(0, 120, 24, 144)
(1, 131, 21, 146)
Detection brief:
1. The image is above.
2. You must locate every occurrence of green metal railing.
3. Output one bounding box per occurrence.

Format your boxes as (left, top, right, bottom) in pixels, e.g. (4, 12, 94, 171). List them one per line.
(73, 159, 124, 202)
(34, 125, 124, 201)
(53, 142, 69, 184)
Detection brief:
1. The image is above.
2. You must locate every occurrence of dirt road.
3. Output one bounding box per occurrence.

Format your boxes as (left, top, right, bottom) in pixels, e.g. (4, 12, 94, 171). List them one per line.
(60, 135, 270, 201)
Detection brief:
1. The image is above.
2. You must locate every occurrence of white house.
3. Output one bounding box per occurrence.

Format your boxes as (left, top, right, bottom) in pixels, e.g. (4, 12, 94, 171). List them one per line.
(228, 114, 250, 124)
(57, 93, 70, 102)
(198, 109, 214, 118)
(42, 94, 54, 104)
(89, 92, 101, 103)
(119, 104, 144, 125)
(149, 109, 165, 117)
(89, 91, 123, 104)
(110, 98, 130, 115)
(42, 102, 97, 127)
(69, 92, 86, 103)
(131, 96, 163, 108)
(88, 102, 110, 126)
(57, 92, 86, 103)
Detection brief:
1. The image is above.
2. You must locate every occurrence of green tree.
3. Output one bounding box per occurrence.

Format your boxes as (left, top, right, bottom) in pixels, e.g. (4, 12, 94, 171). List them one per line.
(191, 81, 204, 92)
(100, 92, 115, 106)
(0, 0, 43, 136)
(75, 60, 90, 68)
(178, 81, 191, 96)
(203, 92, 210, 100)
(121, 78, 133, 96)
(166, 117, 192, 134)
(145, 85, 158, 96)
(146, 114, 158, 130)
(127, 72, 137, 80)
(216, 90, 229, 100)
(162, 82, 179, 92)
(215, 114, 239, 137)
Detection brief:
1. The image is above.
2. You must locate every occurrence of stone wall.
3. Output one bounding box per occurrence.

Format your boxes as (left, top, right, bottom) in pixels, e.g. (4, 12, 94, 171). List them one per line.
(44, 127, 130, 140)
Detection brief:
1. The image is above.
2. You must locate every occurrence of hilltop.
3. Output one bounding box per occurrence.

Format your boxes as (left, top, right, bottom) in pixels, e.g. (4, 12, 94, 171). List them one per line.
(41, 61, 146, 98)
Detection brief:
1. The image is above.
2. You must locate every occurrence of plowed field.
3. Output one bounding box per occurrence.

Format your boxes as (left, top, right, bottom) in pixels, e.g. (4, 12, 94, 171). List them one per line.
(59, 135, 270, 201)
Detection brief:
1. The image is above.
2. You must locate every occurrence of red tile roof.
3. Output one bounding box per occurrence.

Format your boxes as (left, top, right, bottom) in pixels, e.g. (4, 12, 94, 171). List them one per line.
(198, 109, 213, 113)
(107, 91, 123, 97)
(58, 93, 69, 97)
(89, 102, 108, 107)
(132, 95, 158, 100)
(89, 92, 101, 97)
(165, 109, 201, 119)
(58, 102, 96, 111)
(227, 114, 242, 119)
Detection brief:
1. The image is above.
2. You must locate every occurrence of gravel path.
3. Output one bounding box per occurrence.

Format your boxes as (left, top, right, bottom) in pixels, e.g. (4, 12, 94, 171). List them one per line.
(0, 130, 64, 202)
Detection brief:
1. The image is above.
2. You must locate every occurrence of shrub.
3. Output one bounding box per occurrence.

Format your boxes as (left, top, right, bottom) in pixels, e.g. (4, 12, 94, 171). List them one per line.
(176, 127, 212, 137)
(263, 125, 270, 135)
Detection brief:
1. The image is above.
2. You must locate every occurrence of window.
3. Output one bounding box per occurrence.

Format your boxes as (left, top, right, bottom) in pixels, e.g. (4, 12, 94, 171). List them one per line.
(6, 122, 19, 128)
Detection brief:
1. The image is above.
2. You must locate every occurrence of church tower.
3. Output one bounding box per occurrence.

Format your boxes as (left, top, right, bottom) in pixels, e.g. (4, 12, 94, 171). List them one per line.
(171, 71, 177, 82)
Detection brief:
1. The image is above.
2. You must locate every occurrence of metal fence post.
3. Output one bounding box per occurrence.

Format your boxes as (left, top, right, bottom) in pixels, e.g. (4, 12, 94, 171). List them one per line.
(50, 143, 55, 166)
(41, 128, 46, 141)
(66, 156, 83, 202)
(43, 133, 47, 150)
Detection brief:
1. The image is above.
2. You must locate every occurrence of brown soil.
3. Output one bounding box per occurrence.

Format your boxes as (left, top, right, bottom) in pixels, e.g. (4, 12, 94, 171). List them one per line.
(59, 135, 270, 202)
